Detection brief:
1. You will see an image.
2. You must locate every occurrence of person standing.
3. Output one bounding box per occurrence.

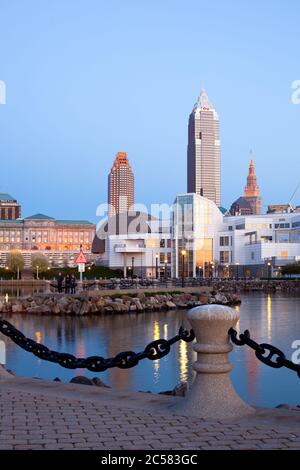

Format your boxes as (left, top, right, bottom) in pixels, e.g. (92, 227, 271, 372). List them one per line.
(65, 274, 71, 294)
(70, 275, 77, 294)
(57, 272, 63, 293)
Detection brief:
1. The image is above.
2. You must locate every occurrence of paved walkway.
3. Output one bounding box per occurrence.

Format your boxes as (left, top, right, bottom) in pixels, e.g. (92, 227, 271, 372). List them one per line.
(1, 370, 300, 450)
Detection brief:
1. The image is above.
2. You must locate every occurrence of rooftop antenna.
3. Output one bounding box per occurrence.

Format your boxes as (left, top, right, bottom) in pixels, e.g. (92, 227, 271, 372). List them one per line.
(288, 181, 300, 207)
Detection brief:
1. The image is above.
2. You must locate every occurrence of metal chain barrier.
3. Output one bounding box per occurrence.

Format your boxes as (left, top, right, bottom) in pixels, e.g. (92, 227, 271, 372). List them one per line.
(229, 328, 300, 378)
(0, 318, 195, 372)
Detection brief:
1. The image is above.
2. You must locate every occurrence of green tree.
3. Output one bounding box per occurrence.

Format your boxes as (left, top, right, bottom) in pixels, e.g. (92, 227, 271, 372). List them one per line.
(7, 250, 24, 279)
(281, 262, 300, 275)
(31, 253, 49, 279)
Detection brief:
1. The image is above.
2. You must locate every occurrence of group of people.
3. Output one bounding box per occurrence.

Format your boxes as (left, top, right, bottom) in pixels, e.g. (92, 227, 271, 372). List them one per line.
(57, 273, 77, 294)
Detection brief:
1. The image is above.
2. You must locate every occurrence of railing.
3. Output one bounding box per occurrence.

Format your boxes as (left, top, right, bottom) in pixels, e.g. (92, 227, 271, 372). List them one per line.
(1, 304, 299, 420)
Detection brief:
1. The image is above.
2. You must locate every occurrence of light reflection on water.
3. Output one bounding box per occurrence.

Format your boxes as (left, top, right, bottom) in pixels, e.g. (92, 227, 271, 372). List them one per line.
(1, 293, 300, 407)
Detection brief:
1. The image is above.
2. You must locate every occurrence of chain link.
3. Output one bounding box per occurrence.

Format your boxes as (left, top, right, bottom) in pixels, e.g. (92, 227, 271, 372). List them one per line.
(229, 328, 300, 378)
(0, 318, 195, 371)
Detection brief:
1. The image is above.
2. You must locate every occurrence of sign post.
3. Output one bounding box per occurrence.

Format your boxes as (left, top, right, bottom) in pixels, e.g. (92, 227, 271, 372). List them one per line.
(75, 246, 87, 291)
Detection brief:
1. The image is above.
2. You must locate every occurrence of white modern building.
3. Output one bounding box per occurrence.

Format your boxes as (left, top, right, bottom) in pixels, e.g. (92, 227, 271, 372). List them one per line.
(92, 211, 172, 278)
(94, 195, 300, 279)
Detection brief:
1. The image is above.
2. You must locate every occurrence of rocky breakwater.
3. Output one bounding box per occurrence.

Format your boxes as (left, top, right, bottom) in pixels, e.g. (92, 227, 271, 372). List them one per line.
(0, 291, 241, 316)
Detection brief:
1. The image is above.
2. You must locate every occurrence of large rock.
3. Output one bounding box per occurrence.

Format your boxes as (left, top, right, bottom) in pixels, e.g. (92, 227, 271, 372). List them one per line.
(27, 306, 44, 314)
(39, 304, 52, 314)
(78, 301, 91, 315)
(96, 298, 106, 309)
(70, 376, 93, 386)
(12, 303, 23, 313)
(52, 304, 61, 314)
(166, 301, 176, 309)
(129, 304, 137, 312)
(92, 377, 110, 388)
(199, 294, 209, 304)
(132, 299, 143, 311)
(214, 293, 228, 304)
(159, 382, 188, 397)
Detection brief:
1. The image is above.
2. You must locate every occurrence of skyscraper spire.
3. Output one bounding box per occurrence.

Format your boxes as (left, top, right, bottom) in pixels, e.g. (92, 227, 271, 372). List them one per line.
(230, 157, 262, 216)
(243, 158, 261, 214)
(244, 158, 260, 198)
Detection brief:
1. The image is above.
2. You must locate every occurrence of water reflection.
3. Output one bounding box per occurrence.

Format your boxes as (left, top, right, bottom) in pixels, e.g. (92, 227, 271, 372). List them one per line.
(35, 331, 41, 344)
(153, 320, 160, 378)
(267, 294, 272, 340)
(179, 339, 188, 382)
(1, 294, 300, 407)
(0, 286, 44, 300)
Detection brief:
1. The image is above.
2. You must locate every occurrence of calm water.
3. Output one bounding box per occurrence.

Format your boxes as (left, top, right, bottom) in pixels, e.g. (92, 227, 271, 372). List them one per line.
(1, 293, 300, 408)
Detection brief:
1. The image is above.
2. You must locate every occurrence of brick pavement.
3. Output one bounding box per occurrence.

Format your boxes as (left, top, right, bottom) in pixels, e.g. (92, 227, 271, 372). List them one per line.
(0, 374, 300, 450)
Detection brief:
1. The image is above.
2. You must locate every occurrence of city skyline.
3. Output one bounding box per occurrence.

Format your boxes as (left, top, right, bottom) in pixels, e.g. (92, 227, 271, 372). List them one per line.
(0, 1, 299, 222)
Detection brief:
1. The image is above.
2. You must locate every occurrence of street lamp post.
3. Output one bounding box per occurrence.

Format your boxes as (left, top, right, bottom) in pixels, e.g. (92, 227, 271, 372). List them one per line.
(36, 265, 39, 280)
(164, 258, 168, 284)
(155, 254, 159, 279)
(235, 262, 239, 281)
(181, 250, 186, 288)
(267, 261, 272, 280)
(225, 264, 229, 279)
(278, 266, 282, 277)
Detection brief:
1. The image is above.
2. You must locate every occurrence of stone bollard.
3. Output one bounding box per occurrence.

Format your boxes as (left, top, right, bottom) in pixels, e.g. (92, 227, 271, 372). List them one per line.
(44, 280, 51, 294)
(94, 280, 100, 291)
(173, 304, 255, 420)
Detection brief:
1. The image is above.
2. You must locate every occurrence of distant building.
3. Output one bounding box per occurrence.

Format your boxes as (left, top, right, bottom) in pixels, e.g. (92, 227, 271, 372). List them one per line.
(267, 204, 292, 214)
(93, 192, 300, 279)
(0, 193, 21, 220)
(92, 211, 171, 278)
(108, 152, 134, 217)
(172, 193, 223, 278)
(0, 213, 95, 268)
(230, 160, 261, 215)
(187, 90, 221, 206)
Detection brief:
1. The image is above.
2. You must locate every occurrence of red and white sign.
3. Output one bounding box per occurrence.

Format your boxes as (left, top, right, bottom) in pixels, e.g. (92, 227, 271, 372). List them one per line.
(75, 249, 87, 264)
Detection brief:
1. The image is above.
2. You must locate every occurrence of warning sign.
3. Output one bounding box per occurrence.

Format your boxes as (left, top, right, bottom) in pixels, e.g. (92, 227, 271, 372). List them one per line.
(75, 249, 87, 264)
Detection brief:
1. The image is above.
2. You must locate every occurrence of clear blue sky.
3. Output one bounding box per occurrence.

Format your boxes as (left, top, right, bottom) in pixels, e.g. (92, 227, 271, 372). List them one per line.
(0, 0, 299, 221)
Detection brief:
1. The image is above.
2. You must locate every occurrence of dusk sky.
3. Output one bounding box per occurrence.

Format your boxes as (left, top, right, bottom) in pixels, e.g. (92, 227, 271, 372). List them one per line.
(0, 0, 299, 222)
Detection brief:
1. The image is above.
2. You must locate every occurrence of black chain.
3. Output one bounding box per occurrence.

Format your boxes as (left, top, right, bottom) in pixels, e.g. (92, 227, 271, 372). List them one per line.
(229, 328, 300, 378)
(0, 318, 195, 372)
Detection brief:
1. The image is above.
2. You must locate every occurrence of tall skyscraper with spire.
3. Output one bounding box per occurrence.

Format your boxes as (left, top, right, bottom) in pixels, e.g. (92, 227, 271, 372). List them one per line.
(108, 151, 134, 217)
(187, 90, 221, 206)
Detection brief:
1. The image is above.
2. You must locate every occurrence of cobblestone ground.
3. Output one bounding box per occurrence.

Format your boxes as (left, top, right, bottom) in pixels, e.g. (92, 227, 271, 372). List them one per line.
(1, 384, 300, 450)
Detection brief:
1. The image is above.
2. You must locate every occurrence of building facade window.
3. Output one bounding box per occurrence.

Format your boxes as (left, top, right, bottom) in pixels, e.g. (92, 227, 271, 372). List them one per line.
(219, 251, 230, 264)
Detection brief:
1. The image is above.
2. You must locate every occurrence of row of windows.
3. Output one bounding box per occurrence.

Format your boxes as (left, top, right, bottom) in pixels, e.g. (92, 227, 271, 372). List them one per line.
(159, 253, 171, 264)
(275, 223, 290, 229)
(219, 236, 232, 246)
